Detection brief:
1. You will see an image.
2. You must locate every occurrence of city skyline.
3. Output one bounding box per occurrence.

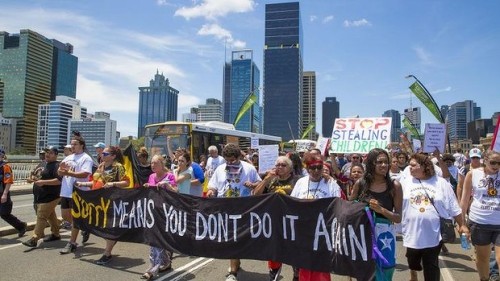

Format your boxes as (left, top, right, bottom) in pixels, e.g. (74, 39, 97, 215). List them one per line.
(1, 1, 499, 138)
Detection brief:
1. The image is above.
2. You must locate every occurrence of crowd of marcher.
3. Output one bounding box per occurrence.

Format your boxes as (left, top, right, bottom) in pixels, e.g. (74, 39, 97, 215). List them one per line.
(1, 133, 499, 281)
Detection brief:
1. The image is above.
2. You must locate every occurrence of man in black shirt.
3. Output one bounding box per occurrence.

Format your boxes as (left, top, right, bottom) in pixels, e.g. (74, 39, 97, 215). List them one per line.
(22, 146, 62, 248)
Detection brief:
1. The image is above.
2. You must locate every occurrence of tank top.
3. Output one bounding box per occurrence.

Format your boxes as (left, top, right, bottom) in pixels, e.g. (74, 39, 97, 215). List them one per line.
(368, 187, 394, 220)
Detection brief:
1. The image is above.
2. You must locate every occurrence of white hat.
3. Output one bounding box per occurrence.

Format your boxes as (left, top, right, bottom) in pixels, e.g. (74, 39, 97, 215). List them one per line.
(469, 148, 482, 158)
(64, 144, 72, 149)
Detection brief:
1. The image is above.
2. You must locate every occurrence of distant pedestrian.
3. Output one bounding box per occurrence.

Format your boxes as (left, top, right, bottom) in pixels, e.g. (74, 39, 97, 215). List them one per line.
(0, 149, 27, 237)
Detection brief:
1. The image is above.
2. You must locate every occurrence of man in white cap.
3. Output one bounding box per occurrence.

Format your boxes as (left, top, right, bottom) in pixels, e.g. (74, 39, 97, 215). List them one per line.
(63, 144, 72, 157)
(93, 142, 106, 164)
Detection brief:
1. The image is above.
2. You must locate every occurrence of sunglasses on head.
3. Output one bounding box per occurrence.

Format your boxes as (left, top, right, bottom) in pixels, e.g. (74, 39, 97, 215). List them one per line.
(308, 165, 323, 171)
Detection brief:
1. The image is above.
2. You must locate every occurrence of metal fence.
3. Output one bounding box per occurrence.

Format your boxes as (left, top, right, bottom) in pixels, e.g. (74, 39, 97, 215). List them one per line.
(6, 161, 40, 185)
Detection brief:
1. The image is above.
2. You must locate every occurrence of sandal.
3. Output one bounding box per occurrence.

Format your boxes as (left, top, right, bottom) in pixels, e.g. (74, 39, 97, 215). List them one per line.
(140, 272, 153, 280)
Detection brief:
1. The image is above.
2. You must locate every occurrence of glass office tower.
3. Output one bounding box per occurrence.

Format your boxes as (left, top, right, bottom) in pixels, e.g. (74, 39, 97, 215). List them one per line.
(322, 97, 340, 138)
(263, 2, 303, 140)
(137, 71, 179, 137)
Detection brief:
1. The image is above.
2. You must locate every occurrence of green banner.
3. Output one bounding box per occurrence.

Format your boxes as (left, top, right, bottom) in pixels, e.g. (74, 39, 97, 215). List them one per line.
(409, 81, 443, 123)
(300, 122, 315, 139)
(402, 115, 421, 139)
(233, 92, 257, 126)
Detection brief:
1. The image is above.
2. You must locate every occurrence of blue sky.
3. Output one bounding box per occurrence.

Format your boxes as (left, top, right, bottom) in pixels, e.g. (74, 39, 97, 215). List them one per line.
(1, 0, 499, 138)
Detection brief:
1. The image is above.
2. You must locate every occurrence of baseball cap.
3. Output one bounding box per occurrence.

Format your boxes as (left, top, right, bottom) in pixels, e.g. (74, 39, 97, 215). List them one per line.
(44, 146, 59, 154)
(64, 144, 72, 149)
(93, 142, 106, 149)
(469, 148, 482, 158)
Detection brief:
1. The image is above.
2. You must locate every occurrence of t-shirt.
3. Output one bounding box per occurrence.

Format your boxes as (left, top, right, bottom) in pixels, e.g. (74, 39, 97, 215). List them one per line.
(453, 153, 466, 169)
(400, 175, 461, 249)
(176, 166, 193, 195)
(265, 174, 300, 195)
(0, 161, 13, 194)
(208, 161, 261, 198)
(146, 172, 175, 187)
(190, 162, 205, 196)
(206, 155, 225, 179)
(60, 152, 93, 198)
(290, 176, 341, 199)
(33, 161, 61, 203)
(468, 169, 500, 225)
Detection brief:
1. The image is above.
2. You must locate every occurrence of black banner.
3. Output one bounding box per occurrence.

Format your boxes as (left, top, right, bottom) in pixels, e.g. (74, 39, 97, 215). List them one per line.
(73, 188, 375, 280)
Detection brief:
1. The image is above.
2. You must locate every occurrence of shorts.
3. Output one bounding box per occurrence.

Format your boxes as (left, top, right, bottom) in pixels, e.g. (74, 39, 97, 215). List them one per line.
(469, 221, 500, 246)
(60, 197, 73, 209)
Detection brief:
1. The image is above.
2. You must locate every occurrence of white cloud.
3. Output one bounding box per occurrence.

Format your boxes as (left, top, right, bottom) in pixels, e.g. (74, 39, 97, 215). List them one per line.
(174, 0, 256, 21)
(310, 15, 317, 22)
(323, 15, 334, 23)
(198, 23, 246, 48)
(413, 46, 433, 65)
(156, 0, 169, 6)
(343, 18, 372, 27)
(433, 86, 452, 95)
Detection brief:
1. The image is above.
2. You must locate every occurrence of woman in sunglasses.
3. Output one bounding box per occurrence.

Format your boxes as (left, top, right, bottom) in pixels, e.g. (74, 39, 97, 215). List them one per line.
(290, 152, 341, 281)
(461, 150, 500, 281)
(76, 146, 130, 265)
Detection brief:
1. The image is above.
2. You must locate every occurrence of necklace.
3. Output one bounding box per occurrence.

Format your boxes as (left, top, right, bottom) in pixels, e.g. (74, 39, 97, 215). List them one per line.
(306, 179, 321, 199)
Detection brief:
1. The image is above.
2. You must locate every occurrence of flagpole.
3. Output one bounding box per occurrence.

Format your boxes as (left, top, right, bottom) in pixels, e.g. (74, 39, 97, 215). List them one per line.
(405, 75, 451, 153)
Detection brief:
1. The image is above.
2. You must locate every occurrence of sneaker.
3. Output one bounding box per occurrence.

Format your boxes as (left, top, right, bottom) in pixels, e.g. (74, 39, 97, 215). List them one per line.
(43, 234, 61, 242)
(81, 231, 90, 244)
(60, 221, 72, 230)
(59, 242, 77, 254)
(22, 237, 38, 248)
(225, 273, 238, 281)
(269, 267, 282, 281)
(18, 223, 27, 238)
(96, 254, 112, 265)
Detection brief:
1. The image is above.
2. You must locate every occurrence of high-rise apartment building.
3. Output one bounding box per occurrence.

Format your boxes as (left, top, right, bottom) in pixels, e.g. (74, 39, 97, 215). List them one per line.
(382, 109, 401, 142)
(404, 107, 421, 134)
(302, 71, 316, 140)
(69, 111, 117, 157)
(447, 100, 481, 141)
(36, 96, 86, 153)
(263, 2, 303, 140)
(0, 112, 16, 152)
(137, 71, 179, 137)
(222, 50, 260, 133)
(198, 98, 223, 122)
(322, 97, 340, 138)
(0, 29, 77, 153)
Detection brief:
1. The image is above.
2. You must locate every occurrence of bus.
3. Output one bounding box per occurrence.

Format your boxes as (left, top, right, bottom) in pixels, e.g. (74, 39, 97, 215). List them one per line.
(144, 121, 282, 162)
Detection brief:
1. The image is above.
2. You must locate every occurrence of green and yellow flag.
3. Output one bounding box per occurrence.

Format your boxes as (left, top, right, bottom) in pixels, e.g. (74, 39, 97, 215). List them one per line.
(301, 123, 315, 139)
(409, 81, 443, 123)
(402, 115, 421, 139)
(233, 92, 257, 126)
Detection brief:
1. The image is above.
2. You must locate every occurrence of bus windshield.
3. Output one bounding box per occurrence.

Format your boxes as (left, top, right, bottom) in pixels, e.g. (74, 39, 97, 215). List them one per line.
(144, 125, 190, 157)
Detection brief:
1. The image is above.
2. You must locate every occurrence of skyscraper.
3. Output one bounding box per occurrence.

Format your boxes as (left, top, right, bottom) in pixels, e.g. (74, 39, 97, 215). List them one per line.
(322, 97, 340, 138)
(263, 2, 303, 140)
(69, 111, 117, 157)
(302, 71, 316, 140)
(137, 71, 179, 137)
(404, 107, 421, 134)
(223, 50, 260, 132)
(0, 29, 77, 153)
(36, 96, 86, 153)
(198, 98, 223, 122)
(447, 100, 481, 141)
(382, 109, 401, 142)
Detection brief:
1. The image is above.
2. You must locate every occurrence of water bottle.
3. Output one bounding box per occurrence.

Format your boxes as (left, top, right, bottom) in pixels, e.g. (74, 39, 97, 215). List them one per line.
(461, 233, 471, 250)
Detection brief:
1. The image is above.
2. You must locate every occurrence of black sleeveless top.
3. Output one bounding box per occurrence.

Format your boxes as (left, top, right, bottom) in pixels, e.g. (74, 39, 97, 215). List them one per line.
(368, 188, 394, 220)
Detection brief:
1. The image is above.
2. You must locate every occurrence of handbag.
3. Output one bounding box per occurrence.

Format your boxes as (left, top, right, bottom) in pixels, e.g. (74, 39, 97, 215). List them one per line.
(419, 180, 456, 243)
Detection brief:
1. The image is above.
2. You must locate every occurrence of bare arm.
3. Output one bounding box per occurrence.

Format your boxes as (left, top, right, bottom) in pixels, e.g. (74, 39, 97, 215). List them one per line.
(460, 171, 473, 221)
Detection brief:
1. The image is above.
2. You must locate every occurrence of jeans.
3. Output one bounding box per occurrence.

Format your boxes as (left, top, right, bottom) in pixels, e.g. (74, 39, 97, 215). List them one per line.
(33, 198, 61, 239)
(0, 192, 26, 230)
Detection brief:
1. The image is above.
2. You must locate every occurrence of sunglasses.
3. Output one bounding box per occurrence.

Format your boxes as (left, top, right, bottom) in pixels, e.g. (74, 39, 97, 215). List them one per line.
(102, 152, 112, 156)
(489, 160, 500, 166)
(275, 163, 287, 168)
(308, 165, 323, 171)
(352, 156, 360, 159)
